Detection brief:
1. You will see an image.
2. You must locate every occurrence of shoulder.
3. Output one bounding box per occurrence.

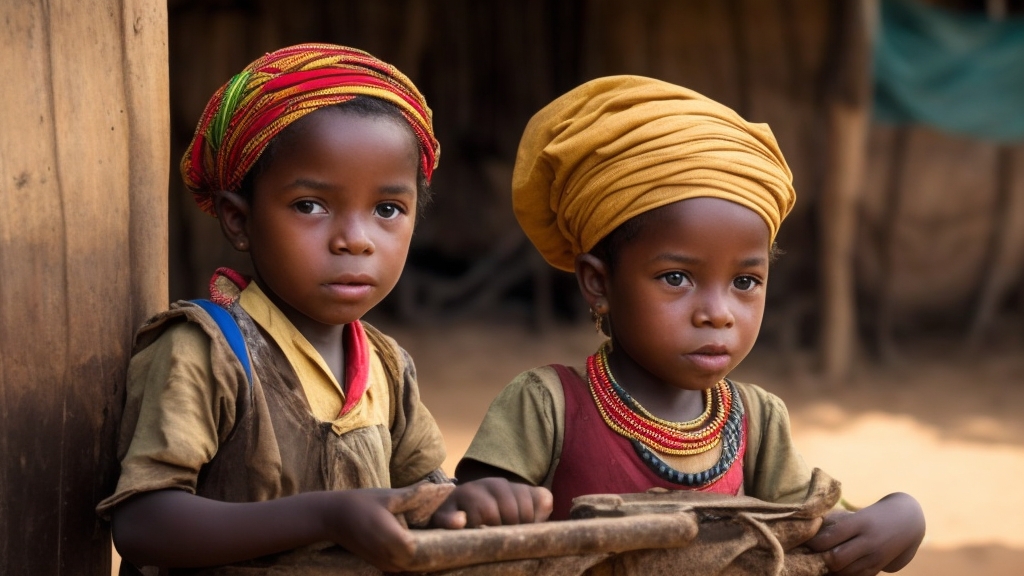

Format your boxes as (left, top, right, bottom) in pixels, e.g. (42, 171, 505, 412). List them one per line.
(128, 301, 251, 395)
(361, 321, 411, 380)
(731, 380, 781, 406)
(512, 364, 566, 391)
(733, 380, 789, 413)
(133, 301, 226, 352)
(361, 320, 400, 352)
(480, 364, 580, 437)
(496, 365, 573, 412)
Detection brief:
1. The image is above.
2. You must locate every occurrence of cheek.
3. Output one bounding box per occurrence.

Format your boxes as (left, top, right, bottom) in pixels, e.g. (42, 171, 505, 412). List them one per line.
(737, 299, 766, 337)
(375, 223, 415, 267)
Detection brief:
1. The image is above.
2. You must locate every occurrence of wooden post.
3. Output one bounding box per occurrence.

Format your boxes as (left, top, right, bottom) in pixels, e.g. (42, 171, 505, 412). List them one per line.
(968, 145, 1024, 347)
(0, 0, 168, 574)
(818, 0, 876, 383)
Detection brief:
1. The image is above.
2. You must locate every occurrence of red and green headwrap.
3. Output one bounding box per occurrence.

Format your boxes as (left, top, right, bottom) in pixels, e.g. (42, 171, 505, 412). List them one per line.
(181, 43, 440, 215)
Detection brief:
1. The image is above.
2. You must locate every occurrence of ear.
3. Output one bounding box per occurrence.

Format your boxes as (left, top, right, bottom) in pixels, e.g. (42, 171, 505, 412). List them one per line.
(213, 190, 252, 252)
(575, 253, 611, 314)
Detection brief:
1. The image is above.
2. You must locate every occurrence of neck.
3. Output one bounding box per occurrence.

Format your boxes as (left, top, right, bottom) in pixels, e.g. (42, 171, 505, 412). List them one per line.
(604, 344, 706, 423)
(254, 277, 347, 382)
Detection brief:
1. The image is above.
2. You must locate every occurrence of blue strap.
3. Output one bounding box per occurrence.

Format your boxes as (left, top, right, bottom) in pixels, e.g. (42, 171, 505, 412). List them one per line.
(190, 299, 253, 387)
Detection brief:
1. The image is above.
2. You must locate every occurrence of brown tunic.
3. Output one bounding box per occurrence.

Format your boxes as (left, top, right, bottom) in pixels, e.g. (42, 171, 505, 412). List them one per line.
(97, 300, 446, 515)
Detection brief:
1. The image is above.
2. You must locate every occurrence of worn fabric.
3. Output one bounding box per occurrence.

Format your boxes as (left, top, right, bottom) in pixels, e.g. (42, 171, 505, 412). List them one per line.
(461, 364, 819, 506)
(547, 365, 745, 520)
(239, 282, 381, 431)
(181, 43, 440, 214)
(96, 298, 445, 519)
(512, 75, 796, 271)
(875, 0, 1024, 142)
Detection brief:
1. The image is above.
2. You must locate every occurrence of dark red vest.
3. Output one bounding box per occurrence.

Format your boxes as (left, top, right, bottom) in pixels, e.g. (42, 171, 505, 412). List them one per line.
(549, 364, 745, 520)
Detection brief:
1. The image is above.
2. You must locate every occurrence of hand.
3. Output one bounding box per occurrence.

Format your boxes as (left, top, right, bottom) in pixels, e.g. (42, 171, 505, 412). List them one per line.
(805, 493, 925, 576)
(431, 477, 553, 528)
(316, 488, 422, 571)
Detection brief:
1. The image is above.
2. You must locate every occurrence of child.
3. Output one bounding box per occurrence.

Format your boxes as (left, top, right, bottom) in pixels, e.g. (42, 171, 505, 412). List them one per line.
(97, 44, 550, 574)
(453, 75, 925, 575)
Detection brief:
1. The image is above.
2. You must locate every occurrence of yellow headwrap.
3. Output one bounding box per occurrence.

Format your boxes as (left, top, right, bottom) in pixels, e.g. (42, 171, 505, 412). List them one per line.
(512, 75, 796, 272)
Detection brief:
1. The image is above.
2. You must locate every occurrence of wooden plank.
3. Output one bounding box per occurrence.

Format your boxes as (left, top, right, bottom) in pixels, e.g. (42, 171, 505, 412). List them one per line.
(0, 0, 168, 573)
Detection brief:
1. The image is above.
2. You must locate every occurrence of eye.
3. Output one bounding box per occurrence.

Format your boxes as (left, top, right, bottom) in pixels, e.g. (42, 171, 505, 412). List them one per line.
(374, 202, 405, 220)
(294, 200, 327, 215)
(660, 272, 691, 287)
(733, 275, 761, 291)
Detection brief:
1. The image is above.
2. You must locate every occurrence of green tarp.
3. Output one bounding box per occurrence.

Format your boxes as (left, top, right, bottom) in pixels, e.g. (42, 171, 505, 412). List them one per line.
(874, 0, 1024, 142)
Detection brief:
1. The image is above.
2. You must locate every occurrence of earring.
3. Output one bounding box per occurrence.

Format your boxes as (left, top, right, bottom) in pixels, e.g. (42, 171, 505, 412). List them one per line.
(591, 305, 609, 336)
(236, 240, 248, 250)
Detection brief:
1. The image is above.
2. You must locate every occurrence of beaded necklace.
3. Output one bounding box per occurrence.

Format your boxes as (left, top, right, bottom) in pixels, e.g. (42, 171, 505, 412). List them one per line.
(586, 343, 732, 456)
(586, 342, 746, 487)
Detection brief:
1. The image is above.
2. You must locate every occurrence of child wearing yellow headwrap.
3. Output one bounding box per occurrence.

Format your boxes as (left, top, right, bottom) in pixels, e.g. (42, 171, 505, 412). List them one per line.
(456, 75, 924, 575)
(98, 44, 550, 575)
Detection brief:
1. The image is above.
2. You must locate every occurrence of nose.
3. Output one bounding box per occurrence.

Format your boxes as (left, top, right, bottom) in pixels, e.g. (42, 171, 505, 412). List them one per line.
(329, 216, 374, 255)
(692, 289, 734, 329)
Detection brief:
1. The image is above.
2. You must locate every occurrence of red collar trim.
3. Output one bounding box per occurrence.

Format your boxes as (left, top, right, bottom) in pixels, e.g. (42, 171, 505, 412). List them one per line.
(340, 320, 369, 416)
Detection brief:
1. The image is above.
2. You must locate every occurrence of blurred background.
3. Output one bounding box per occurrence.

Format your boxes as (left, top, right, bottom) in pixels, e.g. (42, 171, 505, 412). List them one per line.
(162, 0, 1024, 573)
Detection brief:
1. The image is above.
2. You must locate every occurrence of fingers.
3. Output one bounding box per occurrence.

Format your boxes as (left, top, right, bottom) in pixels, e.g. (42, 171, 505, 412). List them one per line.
(437, 478, 553, 528)
(512, 483, 540, 524)
(827, 543, 898, 576)
(804, 511, 868, 574)
(429, 506, 467, 530)
(822, 535, 878, 576)
(462, 479, 522, 527)
(804, 510, 857, 552)
(530, 486, 554, 522)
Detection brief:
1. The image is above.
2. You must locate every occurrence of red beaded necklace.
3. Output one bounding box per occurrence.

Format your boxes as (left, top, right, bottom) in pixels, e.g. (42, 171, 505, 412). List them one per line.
(586, 343, 733, 456)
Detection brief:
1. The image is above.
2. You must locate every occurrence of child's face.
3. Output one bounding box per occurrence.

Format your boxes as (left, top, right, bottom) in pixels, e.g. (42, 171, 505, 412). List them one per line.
(244, 109, 419, 330)
(601, 197, 770, 391)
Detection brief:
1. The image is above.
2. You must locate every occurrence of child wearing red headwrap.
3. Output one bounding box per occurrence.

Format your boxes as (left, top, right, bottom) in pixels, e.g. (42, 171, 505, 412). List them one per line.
(98, 44, 551, 574)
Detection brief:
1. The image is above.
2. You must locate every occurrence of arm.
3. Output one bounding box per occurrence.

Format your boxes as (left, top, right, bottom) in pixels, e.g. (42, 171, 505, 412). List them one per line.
(431, 367, 565, 528)
(112, 487, 420, 571)
(804, 492, 925, 575)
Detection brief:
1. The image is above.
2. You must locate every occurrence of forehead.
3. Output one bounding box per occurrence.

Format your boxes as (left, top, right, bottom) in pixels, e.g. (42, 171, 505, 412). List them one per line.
(624, 197, 771, 256)
(277, 107, 419, 160)
(246, 109, 419, 194)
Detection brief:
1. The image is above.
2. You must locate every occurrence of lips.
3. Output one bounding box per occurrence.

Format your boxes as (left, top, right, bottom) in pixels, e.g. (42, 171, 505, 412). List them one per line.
(323, 273, 375, 300)
(327, 272, 375, 286)
(691, 344, 727, 355)
(684, 344, 731, 372)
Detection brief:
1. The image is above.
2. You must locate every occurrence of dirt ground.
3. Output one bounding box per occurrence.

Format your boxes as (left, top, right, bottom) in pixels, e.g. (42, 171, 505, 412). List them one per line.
(111, 317, 1024, 575)
(381, 317, 1024, 576)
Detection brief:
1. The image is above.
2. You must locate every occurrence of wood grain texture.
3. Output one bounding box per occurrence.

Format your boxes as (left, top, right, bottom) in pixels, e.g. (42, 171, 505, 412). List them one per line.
(0, 0, 168, 573)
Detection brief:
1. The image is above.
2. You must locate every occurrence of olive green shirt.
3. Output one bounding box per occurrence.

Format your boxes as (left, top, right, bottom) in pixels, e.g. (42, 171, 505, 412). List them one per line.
(463, 365, 823, 504)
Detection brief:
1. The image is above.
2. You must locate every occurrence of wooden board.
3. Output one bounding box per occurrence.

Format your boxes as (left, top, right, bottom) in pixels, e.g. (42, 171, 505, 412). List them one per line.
(0, 0, 168, 573)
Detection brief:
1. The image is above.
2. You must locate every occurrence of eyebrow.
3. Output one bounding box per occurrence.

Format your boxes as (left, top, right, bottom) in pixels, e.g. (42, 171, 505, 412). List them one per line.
(654, 254, 768, 267)
(287, 178, 415, 196)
